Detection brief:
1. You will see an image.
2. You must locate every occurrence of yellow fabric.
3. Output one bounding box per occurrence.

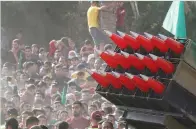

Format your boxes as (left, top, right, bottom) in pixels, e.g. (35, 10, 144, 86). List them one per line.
(71, 71, 90, 80)
(87, 6, 99, 28)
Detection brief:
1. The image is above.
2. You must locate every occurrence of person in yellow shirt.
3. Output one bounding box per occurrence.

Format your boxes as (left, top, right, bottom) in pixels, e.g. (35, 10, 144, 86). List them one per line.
(87, 1, 114, 51)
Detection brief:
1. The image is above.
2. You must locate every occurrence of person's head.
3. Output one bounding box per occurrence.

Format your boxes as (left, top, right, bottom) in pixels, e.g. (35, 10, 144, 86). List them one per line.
(103, 107, 113, 116)
(51, 83, 59, 95)
(21, 102, 32, 112)
(37, 115, 47, 125)
(58, 121, 69, 129)
(12, 39, 20, 50)
(7, 108, 18, 119)
(67, 38, 75, 49)
(87, 54, 95, 66)
(70, 56, 79, 67)
(5, 101, 15, 110)
(37, 81, 47, 93)
(58, 57, 67, 66)
(40, 125, 48, 129)
(26, 84, 36, 95)
(21, 111, 34, 126)
(53, 101, 63, 111)
(25, 46, 32, 57)
(81, 89, 91, 101)
(117, 2, 124, 7)
(20, 73, 29, 83)
(56, 40, 65, 51)
(39, 48, 47, 61)
(25, 62, 38, 74)
(91, 111, 102, 125)
(104, 44, 113, 51)
(94, 58, 103, 70)
(54, 64, 64, 77)
(43, 76, 52, 86)
(91, 1, 99, 6)
(58, 111, 69, 121)
(11, 95, 20, 108)
(43, 106, 52, 117)
(84, 39, 93, 47)
(66, 93, 76, 105)
(32, 44, 39, 54)
(88, 104, 98, 116)
(15, 70, 23, 81)
(29, 125, 42, 129)
(54, 50, 61, 60)
(102, 121, 113, 129)
(6, 118, 18, 129)
(72, 101, 83, 117)
(26, 116, 39, 129)
(106, 115, 115, 125)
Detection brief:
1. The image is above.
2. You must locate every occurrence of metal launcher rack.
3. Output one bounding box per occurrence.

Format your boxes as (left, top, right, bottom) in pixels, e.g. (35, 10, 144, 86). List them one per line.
(92, 31, 196, 129)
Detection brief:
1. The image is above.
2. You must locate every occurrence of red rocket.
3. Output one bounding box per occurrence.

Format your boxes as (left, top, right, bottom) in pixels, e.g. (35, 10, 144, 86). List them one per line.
(121, 51, 145, 70)
(158, 34, 184, 54)
(117, 31, 140, 50)
(86, 69, 110, 88)
(96, 49, 119, 68)
(104, 30, 128, 49)
(105, 72, 122, 89)
(112, 72, 136, 90)
(140, 74, 165, 94)
(125, 73, 150, 92)
(130, 31, 154, 52)
(135, 53, 159, 73)
(149, 54, 175, 74)
(144, 32, 169, 53)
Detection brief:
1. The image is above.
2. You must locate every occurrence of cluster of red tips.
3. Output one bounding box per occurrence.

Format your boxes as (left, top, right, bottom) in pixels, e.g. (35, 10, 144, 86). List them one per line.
(105, 30, 184, 54)
(87, 69, 165, 94)
(97, 50, 175, 74)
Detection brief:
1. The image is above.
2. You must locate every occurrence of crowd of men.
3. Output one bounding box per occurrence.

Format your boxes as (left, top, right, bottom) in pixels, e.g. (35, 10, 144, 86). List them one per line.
(1, 1, 127, 129)
(1, 36, 126, 129)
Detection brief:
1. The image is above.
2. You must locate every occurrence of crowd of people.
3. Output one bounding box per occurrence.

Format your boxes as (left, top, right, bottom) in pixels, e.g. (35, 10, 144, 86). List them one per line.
(1, 36, 126, 129)
(1, 1, 127, 129)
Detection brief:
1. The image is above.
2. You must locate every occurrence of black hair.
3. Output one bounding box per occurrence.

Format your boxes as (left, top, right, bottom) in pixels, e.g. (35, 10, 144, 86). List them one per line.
(6, 118, 18, 129)
(73, 101, 83, 107)
(25, 62, 35, 70)
(58, 121, 69, 129)
(40, 125, 48, 129)
(7, 108, 18, 116)
(26, 116, 39, 127)
(25, 46, 31, 50)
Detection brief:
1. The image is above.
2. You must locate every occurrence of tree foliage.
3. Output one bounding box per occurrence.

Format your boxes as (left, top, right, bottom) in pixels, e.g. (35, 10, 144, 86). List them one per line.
(1, 1, 196, 49)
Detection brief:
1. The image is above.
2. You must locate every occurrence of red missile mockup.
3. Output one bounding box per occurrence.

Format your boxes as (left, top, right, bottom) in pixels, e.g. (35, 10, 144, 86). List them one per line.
(158, 34, 184, 54)
(130, 31, 154, 52)
(121, 51, 145, 70)
(96, 49, 119, 69)
(125, 73, 150, 92)
(104, 30, 128, 49)
(149, 54, 175, 74)
(135, 53, 159, 73)
(144, 32, 169, 53)
(112, 72, 136, 90)
(140, 74, 165, 94)
(86, 69, 110, 88)
(105, 72, 123, 89)
(117, 31, 140, 50)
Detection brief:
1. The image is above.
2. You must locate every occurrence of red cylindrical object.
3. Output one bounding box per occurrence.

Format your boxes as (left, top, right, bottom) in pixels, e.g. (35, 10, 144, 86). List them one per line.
(159, 34, 184, 54)
(114, 72, 136, 90)
(105, 30, 128, 49)
(99, 51, 119, 68)
(140, 74, 165, 94)
(121, 52, 145, 70)
(105, 73, 122, 89)
(130, 31, 154, 52)
(149, 54, 175, 74)
(91, 72, 110, 88)
(147, 78, 165, 94)
(135, 53, 159, 73)
(144, 32, 168, 53)
(126, 73, 149, 92)
(118, 31, 140, 50)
